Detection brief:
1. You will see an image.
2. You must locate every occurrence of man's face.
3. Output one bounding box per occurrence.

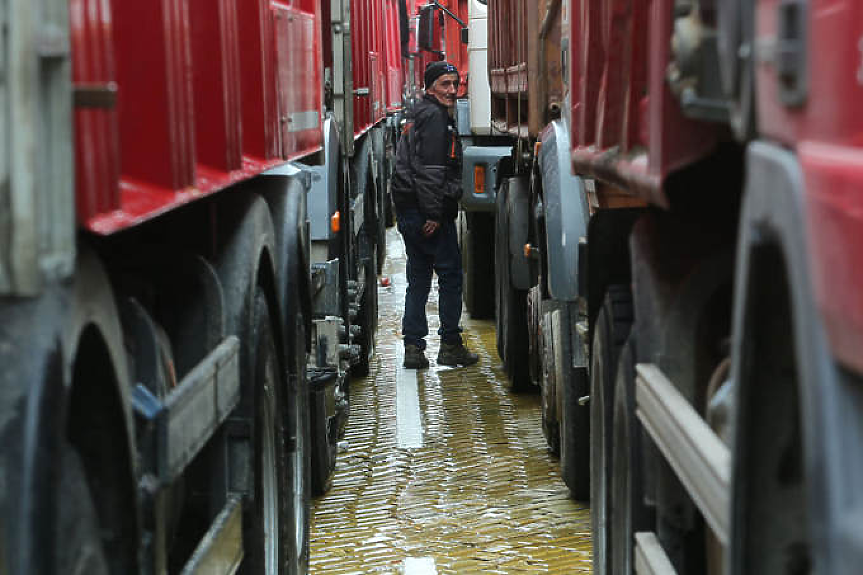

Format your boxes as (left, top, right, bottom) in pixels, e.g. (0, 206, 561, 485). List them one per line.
(427, 73, 459, 108)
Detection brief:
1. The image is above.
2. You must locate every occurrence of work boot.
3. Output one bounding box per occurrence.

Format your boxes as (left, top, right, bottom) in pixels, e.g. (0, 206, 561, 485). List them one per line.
(437, 342, 479, 367)
(403, 344, 429, 369)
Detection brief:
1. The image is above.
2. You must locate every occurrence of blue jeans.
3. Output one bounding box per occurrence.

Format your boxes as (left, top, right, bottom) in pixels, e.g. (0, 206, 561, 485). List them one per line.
(397, 209, 463, 350)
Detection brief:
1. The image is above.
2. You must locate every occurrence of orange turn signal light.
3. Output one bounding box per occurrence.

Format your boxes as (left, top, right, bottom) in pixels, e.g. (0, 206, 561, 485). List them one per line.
(524, 243, 532, 258)
(331, 211, 341, 233)
(474, 165, 486, 196)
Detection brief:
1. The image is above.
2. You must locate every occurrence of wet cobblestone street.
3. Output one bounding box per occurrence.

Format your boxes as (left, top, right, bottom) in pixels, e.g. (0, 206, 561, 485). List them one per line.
(310, 228, 592, 574)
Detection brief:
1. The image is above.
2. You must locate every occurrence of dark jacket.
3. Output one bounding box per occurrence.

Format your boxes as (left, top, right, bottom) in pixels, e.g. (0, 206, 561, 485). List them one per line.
(391, 94, 463, 222)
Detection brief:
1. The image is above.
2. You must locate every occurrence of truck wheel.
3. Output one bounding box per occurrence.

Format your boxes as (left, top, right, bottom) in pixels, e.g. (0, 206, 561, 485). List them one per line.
(309, 369, 338, 497)
(353, 245, 378, 378)
(57, 445, 110, 575)
(376, 181, 387, 275)
(540, 301, 562, 454)
(463, 212, 495, 319)
(590, 285, 633, 573)
(494, 179, 510, 361)
(244, 289, 290, 575)
(557, 303, 590, 501)
(285, 296, 311, 572)
(494, 179, 530, 390)
(731, 270, 811, 575)
(502, 278, 529, 389)
(610, 337, 652, 574)
(384, 184, 395, 228)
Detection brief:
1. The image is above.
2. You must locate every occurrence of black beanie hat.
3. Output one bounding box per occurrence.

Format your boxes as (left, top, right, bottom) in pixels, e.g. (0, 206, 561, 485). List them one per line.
(424, 61, 458, 89)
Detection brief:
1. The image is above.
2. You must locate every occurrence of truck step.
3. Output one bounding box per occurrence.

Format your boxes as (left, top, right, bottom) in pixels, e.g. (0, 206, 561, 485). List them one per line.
(635, 363, 730, 544)
(634, 532, 677, 575)
(133, 336, 241, 484)
(180, 495, 243, 575)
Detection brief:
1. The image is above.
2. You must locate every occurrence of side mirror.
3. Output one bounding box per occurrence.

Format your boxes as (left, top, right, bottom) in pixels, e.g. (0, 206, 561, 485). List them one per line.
(418, 4, 436, 51)
(460, 27, 468, 44)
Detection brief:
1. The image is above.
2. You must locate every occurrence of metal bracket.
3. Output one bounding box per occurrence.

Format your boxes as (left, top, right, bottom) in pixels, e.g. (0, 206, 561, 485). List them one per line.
(135, 337, 241, 485)
(74, 82, 118, 109)
(776, 0, 808, 106)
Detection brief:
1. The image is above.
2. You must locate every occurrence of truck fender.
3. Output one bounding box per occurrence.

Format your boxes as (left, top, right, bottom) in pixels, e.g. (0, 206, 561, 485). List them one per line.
(730, 142, 862, 573)
(351, 135, 372, 239)
(0, 247, 140, 574)
(370, 123, 385, 192)
(259, 168, 313, 354)
(506, 175, 533, 291)
(538, 120, 589, 302)
(59, 248, 141, 572)
(461, 145, 513, 212)
(306, 117, 342, 244)
(213, 194, 281, 390)
(585, 208, 642, 344)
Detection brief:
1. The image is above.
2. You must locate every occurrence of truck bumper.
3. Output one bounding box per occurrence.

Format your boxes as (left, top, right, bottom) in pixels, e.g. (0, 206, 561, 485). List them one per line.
(460, 145, 512, 212)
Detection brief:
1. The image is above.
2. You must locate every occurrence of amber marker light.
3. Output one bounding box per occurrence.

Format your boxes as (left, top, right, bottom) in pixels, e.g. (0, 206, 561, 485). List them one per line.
(474, 165, 486, 196)
(331, 211, 341, 233)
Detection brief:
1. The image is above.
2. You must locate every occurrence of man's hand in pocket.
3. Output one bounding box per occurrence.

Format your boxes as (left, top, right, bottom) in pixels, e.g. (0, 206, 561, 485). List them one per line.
(422, 220, 440, 237)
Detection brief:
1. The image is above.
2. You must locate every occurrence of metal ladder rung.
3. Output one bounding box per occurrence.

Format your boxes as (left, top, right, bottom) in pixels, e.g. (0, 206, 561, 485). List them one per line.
(634, 532, 677, 575)
(180, 495, 243, 575)
(635, 363, 731, 544)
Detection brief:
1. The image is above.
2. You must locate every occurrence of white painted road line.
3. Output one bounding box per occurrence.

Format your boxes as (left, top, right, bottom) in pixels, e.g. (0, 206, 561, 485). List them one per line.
(396, 349, 424, 449)
(403, 556, 437, 575)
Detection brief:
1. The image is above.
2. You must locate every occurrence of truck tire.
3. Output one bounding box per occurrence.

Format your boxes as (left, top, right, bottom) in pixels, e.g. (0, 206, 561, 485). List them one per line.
(610, 337, 652, 575)
(285, 297, 311, 572)
(731, 264, 811, 575)
(353, 244, 378, 378)
(56, 445, 110, 575)
(590, 285, 633, 574)
(495, 180, 508, 360)
(495, 179, 530, 390)
(503, 289, 530, 391)
(463, 212, 495, 319)
(309, 369, 338, 497)
(244, 289, 291, 575)
(539, 300, 563, 454)
(376, 179, 387, 275)
(384, 183, 395, 228)
(558, 304, 590, 501)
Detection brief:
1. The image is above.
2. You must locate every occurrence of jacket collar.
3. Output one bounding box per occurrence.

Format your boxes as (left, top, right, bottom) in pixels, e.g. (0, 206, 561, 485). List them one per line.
(422, 93, 449, 110)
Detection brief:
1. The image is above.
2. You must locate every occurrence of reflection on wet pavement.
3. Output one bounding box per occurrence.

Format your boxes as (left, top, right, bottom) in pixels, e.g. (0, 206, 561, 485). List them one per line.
(310, 228, 592, 574)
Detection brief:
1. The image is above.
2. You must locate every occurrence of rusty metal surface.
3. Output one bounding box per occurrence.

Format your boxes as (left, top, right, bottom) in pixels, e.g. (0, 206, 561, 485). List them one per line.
(310, 228, 592, 574)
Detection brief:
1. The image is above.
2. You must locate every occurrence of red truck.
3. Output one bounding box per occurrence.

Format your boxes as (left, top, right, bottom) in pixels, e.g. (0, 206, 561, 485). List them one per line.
(0, 0, 408, 573)
(443, 0, 863, 573)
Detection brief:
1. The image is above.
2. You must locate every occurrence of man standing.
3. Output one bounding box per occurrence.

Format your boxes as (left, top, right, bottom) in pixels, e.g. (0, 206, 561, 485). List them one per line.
(391, 61, 479, 369)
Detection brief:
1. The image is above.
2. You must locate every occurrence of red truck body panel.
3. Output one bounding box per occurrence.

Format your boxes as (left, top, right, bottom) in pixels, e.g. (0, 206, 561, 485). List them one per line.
(407, 0, 468, 96)
(73, 0, 323, 234)
(441, 0, 468, 95)
(383, 0, 405, 112)
(352, 0, 387, 136)
(70, 0, 121, 222)
(488, 0, 528, 117)
(751, 0, 863, 373)
(562, 0, 863, 371)
(567, 0, 719, 206)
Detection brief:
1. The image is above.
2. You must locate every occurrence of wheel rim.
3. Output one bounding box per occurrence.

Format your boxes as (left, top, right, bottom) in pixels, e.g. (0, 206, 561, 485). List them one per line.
(290, 318, 309, 569)
(291, 378, 307, 561)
